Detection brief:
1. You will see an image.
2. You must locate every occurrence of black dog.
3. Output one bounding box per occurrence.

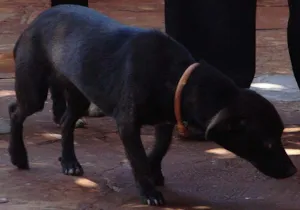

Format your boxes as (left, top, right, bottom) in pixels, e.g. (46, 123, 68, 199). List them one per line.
(50, 79, 104, 127)
(9, 5, 297, 206)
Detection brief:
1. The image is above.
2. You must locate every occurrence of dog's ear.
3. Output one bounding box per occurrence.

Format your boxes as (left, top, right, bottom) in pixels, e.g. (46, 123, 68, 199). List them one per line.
(205, 109, 230, 140)
(205, 108, 247, 141)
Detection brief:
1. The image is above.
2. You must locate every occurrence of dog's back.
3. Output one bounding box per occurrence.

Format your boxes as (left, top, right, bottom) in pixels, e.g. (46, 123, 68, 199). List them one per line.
(13, 5, 196, 121)
(14, 4, 143, 76)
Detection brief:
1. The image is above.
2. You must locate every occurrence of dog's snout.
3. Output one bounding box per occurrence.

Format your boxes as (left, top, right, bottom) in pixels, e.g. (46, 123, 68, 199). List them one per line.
(275, 165, 297, 179)
(286, 165, 297, 177)
(250, 152, 297, 179)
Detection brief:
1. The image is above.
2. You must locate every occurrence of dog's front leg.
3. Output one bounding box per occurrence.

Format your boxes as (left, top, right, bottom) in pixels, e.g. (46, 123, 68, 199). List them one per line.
(117, 122, 165, 206)
(148, 124, 174, 186)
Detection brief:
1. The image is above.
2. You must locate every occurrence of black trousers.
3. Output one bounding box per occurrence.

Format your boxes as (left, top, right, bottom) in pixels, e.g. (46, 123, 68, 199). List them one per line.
(51, 0, 88, 7)
(165, 0, 300, 90)
(165, 0, 256, 88)
(288, 0, 300, 89)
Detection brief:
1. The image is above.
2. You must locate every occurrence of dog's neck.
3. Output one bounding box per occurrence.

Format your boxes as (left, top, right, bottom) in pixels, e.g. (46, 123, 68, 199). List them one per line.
(178, 60, 240, 130)
(174, 63, 200, 136)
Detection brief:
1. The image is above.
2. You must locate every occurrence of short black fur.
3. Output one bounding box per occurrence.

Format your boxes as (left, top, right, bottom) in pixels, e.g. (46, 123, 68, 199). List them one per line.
(9, 5, 297, 206)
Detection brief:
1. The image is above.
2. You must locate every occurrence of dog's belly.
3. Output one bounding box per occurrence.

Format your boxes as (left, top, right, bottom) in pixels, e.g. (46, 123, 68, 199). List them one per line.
(76, 84, 117, 116)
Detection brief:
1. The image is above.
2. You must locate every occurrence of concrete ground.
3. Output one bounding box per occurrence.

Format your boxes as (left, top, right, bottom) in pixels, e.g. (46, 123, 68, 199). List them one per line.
(1, 0, 300, 210)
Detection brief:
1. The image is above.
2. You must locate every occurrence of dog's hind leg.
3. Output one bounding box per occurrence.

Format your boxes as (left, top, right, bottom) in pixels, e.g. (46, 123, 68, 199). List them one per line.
(9, 103, 29, 169)
(59, 85, 90, 176)
(9, 61, 49, 169)
(148, 124, 174, 186)
(49, 78, 89, 129)
(49, 79, 67, 126)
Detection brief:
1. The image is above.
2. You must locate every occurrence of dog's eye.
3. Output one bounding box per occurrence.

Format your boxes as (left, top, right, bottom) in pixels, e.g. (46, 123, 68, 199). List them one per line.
(264, 142, 273, 149)
(240, 119, 246, 127)
(228, 119, 247, 131)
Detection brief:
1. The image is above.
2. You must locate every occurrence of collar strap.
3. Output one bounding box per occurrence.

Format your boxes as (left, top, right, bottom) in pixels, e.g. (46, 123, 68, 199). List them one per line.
(174, 62, 200, 137)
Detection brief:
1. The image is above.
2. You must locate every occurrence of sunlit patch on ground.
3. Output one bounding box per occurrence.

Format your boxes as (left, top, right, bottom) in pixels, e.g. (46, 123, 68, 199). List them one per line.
(41, 132, 62, 140)
(250, 75, 300, 102)
(122, 203, 212, 209)
(31, 162, 50, 166)
(205, 148, 236, 159)
(285, 148, 300, 155)
(0, 90, 15, 97)
(284, 127, 300, 133)
(251, 82, 287, 91)
(122, 204, 149, 208)
(205, 148, 300, 158)
(192, 206, 212, 210)
(74, 178, 98, 188)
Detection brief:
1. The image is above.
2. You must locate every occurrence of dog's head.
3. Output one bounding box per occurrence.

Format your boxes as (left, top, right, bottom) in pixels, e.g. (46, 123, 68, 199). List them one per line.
(205, 89, 297, 179)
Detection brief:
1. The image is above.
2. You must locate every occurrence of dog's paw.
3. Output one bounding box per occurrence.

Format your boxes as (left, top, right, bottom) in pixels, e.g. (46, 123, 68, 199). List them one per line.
(87, 104, 105, 117)
(75, 119, 87, 128)
(9, 146, 29, 169)
(59, 157, 84, 176)
(140, 189, 165, 206)
(152, 170, 165, 186)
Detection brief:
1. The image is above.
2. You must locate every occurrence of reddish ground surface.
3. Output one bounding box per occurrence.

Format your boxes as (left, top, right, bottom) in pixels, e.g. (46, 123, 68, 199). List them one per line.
(1, 0, 300, 210)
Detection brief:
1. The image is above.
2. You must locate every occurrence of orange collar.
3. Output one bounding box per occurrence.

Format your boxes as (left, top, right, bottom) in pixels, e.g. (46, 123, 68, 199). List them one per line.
(174, 63, 200, 137)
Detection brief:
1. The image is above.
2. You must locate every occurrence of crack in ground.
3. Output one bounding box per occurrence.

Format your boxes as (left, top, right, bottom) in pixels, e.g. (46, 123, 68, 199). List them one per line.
(100, 161, 130, 193)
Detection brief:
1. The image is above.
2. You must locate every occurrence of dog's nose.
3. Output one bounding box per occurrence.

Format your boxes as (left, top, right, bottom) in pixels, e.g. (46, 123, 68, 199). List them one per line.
(286, 166, 297, 177)
(275, 165, 298, 179)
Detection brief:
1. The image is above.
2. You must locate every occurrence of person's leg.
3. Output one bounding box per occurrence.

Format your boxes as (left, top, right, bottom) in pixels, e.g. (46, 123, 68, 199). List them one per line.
(165, 0, 257, 140)
(165, 0, 256, 88)
(288, 0, 300, 88)
(51, 0, 88, 7)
